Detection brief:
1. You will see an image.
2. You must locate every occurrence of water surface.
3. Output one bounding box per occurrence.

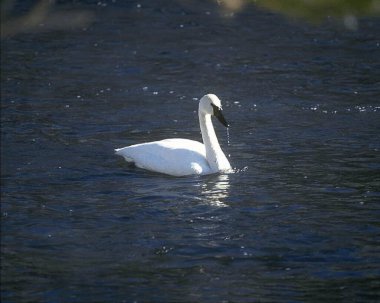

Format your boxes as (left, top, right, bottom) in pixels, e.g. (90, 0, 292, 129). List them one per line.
(2, 1, 380, 302)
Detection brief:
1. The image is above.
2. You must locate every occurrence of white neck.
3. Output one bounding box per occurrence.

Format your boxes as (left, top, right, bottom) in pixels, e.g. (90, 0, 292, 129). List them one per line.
(199, 111, 231, 172)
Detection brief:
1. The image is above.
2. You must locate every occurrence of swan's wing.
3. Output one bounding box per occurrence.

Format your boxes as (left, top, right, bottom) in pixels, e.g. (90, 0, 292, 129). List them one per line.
(115, 139, 210, 176)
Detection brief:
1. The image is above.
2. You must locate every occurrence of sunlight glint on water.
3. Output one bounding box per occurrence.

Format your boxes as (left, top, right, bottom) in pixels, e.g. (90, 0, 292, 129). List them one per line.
(1, 1, 379, 302)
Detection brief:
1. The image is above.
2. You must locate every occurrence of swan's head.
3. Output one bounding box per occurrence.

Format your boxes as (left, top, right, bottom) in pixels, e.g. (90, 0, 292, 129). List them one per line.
(199, 94, 229, 127)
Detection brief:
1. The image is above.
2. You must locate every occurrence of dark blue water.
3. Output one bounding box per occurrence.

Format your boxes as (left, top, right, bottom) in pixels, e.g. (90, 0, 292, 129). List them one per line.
(2, 1, 380, 302)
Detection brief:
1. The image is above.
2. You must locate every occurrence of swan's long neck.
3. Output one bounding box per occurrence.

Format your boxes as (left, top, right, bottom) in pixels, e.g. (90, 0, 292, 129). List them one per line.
(199, 112, 231, 172)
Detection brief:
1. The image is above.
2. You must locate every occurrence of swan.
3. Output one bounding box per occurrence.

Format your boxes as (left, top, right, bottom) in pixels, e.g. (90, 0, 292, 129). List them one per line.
(115, 94, 232, 176)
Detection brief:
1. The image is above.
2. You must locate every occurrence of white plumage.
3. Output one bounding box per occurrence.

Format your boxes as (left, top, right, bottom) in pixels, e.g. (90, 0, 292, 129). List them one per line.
(115, 94, 232, 176)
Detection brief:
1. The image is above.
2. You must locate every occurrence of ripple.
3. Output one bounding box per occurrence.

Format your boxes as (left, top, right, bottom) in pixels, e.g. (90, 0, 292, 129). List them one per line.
(303, 104, 380, 114)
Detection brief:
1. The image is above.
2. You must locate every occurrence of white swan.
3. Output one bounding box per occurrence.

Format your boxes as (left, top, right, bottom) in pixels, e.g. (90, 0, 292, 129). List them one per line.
(115, 94, 232, 176)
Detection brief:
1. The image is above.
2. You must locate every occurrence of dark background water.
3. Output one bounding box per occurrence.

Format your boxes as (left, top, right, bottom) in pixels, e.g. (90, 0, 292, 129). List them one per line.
(1, 0, 380, 302)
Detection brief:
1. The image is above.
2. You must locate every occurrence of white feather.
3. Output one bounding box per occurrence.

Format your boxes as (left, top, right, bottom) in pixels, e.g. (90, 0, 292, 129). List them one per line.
(115, 94, 232, 176)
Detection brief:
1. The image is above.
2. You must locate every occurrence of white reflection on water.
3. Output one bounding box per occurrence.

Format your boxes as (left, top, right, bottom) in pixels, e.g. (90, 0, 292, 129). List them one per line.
(201, 174, 230, 207)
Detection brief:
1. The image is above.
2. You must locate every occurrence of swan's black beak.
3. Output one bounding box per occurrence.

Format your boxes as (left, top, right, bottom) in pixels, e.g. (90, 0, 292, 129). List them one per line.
(212, 104, 229, 127)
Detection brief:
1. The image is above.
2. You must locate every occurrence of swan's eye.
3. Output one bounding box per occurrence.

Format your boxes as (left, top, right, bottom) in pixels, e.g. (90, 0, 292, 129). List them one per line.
(211, 103, 221, 113)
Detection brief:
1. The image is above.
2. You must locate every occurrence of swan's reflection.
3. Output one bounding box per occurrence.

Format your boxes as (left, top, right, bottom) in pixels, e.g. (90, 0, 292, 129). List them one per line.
(200, 174, 230, 207)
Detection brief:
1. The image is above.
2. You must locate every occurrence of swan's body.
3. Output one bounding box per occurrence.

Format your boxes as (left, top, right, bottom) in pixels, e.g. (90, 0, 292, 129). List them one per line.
(115, 94, 231, 176)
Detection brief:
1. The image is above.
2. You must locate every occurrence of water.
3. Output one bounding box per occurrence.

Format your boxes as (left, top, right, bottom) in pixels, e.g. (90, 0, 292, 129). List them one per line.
(1, 1, 380, 302)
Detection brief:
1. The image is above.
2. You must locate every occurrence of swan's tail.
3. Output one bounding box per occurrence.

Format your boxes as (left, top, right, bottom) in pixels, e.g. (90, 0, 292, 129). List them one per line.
(115, 147, 134, 162)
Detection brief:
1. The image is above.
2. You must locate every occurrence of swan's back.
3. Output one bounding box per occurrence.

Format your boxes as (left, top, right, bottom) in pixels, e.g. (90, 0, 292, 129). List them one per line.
(115, 139, 211, 176)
